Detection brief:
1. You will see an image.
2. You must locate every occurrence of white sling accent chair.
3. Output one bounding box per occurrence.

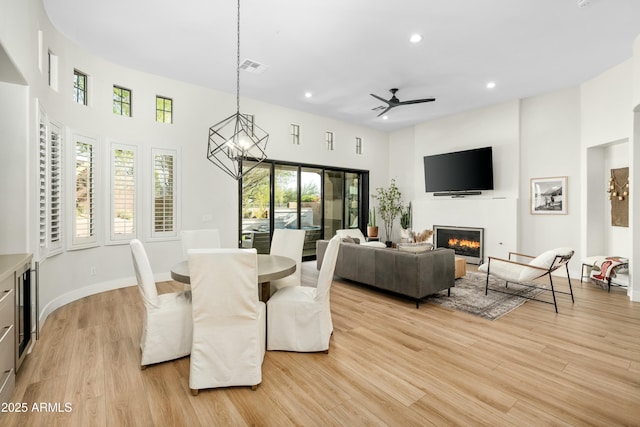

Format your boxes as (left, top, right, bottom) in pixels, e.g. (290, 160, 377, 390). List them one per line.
(188, 248, 266, 395)
(129, 239, 193, 368)
(478, 247, 575, 313)
(180, 229, 221, 260)
(269, 229, 306, 294)
(266, 235, 341, 352)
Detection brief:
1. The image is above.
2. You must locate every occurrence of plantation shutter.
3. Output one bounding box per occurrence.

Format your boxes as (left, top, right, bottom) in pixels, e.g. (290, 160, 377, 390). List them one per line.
(151, 149, 177, 237)
(49, 125, 63, 254)
(111, 144, 136, 241)
(38, 118, 47, 254)
(73, 139, 96, 246)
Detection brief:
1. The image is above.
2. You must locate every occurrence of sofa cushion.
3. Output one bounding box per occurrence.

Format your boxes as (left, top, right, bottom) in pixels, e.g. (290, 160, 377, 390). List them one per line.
(397, 242, 433, 253)
(362, 241, 387, 248)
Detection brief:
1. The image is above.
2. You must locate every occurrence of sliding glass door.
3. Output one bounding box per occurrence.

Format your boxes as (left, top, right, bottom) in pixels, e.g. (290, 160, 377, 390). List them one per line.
(323, 170, 344, 241)
(240, 161, 271, 253)
(300, 168, 322, 257)
(240, 160, 368, 259)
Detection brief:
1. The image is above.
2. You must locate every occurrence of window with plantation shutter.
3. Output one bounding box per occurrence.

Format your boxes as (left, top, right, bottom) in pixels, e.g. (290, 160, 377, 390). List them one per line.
(151, 148, 177, 238)
(72, 135, 98, 247)
(38, 116, 47, 255)
(48, 123, 63, 255)
(110, 143, 136, 242)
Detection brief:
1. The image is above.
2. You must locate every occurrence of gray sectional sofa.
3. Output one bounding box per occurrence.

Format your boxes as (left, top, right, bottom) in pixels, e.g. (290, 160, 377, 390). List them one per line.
(316, 240, 455, 307)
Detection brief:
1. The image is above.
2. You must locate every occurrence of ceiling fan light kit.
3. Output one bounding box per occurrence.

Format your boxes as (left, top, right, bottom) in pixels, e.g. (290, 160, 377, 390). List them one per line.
(370, 88, 435, 117)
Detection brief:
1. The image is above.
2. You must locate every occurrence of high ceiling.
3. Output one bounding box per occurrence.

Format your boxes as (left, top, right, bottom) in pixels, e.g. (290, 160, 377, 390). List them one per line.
(43, 0, 640, 131)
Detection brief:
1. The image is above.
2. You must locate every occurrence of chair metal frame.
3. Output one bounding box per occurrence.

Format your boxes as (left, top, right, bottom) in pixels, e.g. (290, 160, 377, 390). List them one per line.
(483, 251, 574, 313)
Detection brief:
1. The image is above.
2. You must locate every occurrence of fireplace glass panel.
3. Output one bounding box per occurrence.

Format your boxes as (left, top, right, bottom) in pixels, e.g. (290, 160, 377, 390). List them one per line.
(434, 225, 484, 264)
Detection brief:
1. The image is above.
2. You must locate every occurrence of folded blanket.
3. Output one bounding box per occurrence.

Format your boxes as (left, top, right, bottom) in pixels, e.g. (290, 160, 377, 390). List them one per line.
(590, 256, 628, 288)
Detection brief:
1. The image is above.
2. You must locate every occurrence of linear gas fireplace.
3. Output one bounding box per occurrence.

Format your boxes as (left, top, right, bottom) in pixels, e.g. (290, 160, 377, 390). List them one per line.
(433, 225, 484, 265)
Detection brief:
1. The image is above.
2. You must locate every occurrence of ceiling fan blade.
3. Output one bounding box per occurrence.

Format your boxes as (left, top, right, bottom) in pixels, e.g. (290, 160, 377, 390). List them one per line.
(370, 93, 390, 104)
(376, 105, 394, 117)
(398, 98, 436, 105)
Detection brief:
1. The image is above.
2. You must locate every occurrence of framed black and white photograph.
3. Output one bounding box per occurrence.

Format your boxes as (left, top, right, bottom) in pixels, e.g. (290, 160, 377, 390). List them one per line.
(530, 176, 567, 215)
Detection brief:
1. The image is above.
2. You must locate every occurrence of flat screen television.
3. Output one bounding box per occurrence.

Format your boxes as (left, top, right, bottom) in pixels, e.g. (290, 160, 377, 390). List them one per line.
(423, 146, 494, 194)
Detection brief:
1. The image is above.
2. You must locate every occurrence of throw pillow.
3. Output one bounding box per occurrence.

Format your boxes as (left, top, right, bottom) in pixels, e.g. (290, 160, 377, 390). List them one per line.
(341, 237, 360, 244)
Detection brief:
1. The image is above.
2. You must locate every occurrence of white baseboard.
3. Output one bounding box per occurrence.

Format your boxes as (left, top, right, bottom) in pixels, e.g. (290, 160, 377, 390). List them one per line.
(37, 272, 172, 332)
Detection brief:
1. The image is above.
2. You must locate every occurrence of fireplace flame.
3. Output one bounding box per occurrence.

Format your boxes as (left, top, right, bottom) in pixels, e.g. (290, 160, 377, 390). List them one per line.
(448, 238, 480, 249)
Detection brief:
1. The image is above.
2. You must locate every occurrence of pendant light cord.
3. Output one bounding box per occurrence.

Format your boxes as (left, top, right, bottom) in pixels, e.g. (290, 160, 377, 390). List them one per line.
(236, 0, 241, 115)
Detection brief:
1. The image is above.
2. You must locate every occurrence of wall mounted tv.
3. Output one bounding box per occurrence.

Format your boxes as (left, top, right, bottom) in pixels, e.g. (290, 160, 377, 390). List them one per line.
(423, 146, 494, 196)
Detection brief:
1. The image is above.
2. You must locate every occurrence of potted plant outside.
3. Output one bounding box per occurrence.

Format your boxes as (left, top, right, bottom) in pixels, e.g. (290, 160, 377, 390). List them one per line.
(367, 208, 378, 238)
(374, 179, 403, 247)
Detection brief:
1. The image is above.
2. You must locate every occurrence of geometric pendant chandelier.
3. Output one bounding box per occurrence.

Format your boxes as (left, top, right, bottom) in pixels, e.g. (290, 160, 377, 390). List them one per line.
(207, 0, 269, 180)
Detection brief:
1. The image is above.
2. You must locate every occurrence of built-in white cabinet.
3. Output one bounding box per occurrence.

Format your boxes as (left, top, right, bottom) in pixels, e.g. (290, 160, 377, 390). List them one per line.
(0, 254, 32, 406)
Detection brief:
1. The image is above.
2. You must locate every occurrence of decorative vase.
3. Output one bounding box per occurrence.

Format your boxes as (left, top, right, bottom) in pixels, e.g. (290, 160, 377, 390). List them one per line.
(367, 226, 379, 238)
(399, 228, 412, 243)
(385, 240, 392, 248)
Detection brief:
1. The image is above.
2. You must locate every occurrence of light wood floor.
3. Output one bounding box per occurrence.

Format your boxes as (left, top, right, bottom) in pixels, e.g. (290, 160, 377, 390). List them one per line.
(3, 265, 639, 426)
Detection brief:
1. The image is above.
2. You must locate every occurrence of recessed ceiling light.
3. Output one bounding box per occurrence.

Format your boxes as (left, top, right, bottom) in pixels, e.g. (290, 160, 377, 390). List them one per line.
(409, 34, 422, 43)
(304, 92, 312, 98)
(486, 82, 496, 89)
(382, 115, 389, 120)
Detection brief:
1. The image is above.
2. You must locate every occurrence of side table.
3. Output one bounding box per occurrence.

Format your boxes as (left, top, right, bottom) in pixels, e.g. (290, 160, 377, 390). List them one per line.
(454, 257, 466, 279)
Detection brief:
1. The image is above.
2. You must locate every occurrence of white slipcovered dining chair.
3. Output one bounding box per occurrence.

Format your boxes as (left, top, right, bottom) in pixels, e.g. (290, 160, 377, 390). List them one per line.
(180, 229, 221, 260)
(269, 228, 306, 294)
(129, 239, 193, 368)
(188, 248, 266, 394)
(266, 235, 341, 352)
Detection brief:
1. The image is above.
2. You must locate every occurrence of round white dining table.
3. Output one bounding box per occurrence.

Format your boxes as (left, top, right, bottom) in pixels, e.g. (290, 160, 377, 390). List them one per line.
(170, 254, 296, 301)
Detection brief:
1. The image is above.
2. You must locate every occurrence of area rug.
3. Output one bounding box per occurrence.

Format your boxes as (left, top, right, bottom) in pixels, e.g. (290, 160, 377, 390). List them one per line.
(424, 271, 545, 320)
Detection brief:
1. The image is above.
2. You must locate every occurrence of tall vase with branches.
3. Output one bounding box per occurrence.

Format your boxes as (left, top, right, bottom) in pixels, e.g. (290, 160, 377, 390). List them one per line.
(373, 179, 403, 244)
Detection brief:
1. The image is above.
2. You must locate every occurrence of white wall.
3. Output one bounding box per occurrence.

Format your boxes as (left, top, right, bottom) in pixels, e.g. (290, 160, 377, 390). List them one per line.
(631, 34, 640, 301)
(411, 198, 518, 262)
(603, 142, 631, 256)
(411, 100, 521, 199)
(0, 0, 390, 322)
(0, 82, 28, 254)
(2, 0, 639, 320)
(581, 56, 636, 299)
(581, 61, 634, 149)
(392, 101, 521, 262)
(384, 126, 414, 239)
(519, 87, 582, 273)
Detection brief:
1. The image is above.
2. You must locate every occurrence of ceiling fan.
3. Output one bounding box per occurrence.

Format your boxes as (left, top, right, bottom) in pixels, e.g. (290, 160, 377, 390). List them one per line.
(370, 88, 435, 117)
